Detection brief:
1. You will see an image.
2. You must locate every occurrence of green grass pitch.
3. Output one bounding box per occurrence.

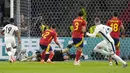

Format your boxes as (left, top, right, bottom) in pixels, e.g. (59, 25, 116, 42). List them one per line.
(0, 61, 129, 73)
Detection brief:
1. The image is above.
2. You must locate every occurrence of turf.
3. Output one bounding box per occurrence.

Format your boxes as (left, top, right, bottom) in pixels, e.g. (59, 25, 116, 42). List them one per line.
(0, 61, 129, 73)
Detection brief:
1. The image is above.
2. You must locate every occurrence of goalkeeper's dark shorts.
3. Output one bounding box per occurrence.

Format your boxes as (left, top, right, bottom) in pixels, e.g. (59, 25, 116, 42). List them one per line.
(72, 38, 84, 48)
(40, 44, 52, 52)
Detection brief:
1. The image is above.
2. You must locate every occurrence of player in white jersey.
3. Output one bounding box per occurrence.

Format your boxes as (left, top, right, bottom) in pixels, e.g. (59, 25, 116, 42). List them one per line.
(86, 17, 127, 68)
(1, 18, 21, 62)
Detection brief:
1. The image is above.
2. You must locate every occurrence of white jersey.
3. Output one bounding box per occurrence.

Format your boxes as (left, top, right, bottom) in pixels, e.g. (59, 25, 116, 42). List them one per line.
(87, 24, 113, 42)
(2, 24, 18, 37)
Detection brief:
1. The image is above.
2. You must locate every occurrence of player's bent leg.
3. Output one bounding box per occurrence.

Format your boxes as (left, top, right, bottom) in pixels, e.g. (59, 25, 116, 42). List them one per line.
(62, 43, 74, 53)
(12, 49, 16, 57)
(40, 44, 47, 63)
(111, 54, 127, 68)
(6, 48, 15, 62)
(6, 48, 12, 56)
(47, 51, 55, 63)
(73, 38, 83, 66)
(114, 38, 120, 56)
(10, 47, 16, 62)
(110, 41, 119, 65)
(116, 46, 120, 56)
(108, 56, 113, 66)
(12, 46, 17, 55)
(93, 46, 111, 56)
(74, 59, 80, 66)
(74, 47, 82, 66)
(40, 50, 46, 64)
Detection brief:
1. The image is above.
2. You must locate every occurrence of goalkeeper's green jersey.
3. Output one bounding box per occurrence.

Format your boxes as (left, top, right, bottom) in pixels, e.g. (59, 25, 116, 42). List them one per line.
(40, 24, 49, 32)
(89, 25, 101, 37)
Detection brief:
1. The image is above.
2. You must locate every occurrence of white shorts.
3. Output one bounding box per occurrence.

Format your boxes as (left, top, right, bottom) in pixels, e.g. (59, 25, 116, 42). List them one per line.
(4, 37, 16, 48)
(96, 40, 115, 54)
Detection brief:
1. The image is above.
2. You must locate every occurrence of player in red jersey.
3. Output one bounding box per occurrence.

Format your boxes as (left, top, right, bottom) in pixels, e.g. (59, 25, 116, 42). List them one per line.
(107, 12, 125, 65)
(40, 25, 61, 63)
(72, 10, 87, 65)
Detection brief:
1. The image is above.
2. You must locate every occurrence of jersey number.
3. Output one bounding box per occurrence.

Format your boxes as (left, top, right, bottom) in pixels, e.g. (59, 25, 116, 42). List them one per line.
(6, 27, 12, 33)
(74, 22, 79, 30)
(110, 23, 119, 32)
(43, 32, 50, 38)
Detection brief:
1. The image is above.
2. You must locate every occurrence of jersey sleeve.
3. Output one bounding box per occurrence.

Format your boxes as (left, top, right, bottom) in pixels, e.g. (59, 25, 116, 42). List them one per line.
(15, 26, 18, 31)
(2, 26, 6, 31)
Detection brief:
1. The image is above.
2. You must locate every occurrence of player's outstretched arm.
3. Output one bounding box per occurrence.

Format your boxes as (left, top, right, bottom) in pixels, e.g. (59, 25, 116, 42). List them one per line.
(82, 20, 87, 33)
(55, 40, 61, 48)
(62, 43, 74, 53)
(82, 26, 86, 33)
(86, 26, 99, 37)
(86, 32, 96, 37)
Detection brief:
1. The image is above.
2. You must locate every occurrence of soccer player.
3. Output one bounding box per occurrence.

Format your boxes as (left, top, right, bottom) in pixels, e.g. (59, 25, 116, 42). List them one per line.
(89, 17, 101, 37)
(86, 18, 127, 68)
(107, 12, 125, 65)
(1, 18, 21, 62)
(72, 10, 87, 65)
(40, 25, 61, 63)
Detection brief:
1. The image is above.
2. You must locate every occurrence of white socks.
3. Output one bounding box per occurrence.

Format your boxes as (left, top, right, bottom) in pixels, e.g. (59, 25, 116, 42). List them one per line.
(7, 51, 12, 56)
(94, 47, 127, 65)
(12, 49, 16, 56)
(112, 54, 126, 65)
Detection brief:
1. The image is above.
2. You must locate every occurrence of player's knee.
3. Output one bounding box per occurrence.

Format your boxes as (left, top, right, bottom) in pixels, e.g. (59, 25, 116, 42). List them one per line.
(111, 54, 116, 58)
(110, 51, 115, 56)
(93, 47, 98, 52)
(97, 46, 102, 49)
(50, 51, 55, 55)
(6, 48, 11, 51)
(52, 51, 55, 55)
(77, 47, 82, 51)
(93, 46, 102, 52)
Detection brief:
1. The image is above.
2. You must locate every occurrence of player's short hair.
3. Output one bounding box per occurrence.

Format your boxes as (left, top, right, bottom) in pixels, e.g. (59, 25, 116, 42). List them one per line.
(10, 18, 14, 23)
(113, 12, 118, 17)
(51, 25, 56, 29)
(94, 17, 100, 23)
(78, 10, 84, 16)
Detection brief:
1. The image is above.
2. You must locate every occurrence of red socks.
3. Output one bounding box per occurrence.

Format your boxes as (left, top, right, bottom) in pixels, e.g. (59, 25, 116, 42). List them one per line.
(116, 49, 120, 56)
(41, 50, 46, 60)
(49, 52, 54, 60)
(76, 50, 82, 61)
(41, 50, 54, 61)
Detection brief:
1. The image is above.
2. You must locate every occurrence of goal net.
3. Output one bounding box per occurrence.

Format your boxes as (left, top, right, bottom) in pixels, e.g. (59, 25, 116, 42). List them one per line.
(13, 0, 130, 60)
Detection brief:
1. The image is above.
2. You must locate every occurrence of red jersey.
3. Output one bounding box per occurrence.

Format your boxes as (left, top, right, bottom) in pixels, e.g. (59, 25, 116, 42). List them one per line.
(40, 29, 58, 46)
(72, 17, 87, 38)
(107, 17, 122, 39)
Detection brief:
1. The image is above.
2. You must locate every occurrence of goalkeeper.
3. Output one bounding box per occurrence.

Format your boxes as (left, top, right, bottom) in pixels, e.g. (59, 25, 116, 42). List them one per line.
(89, 17, 101, 37)
(40, 24, 49, 32)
